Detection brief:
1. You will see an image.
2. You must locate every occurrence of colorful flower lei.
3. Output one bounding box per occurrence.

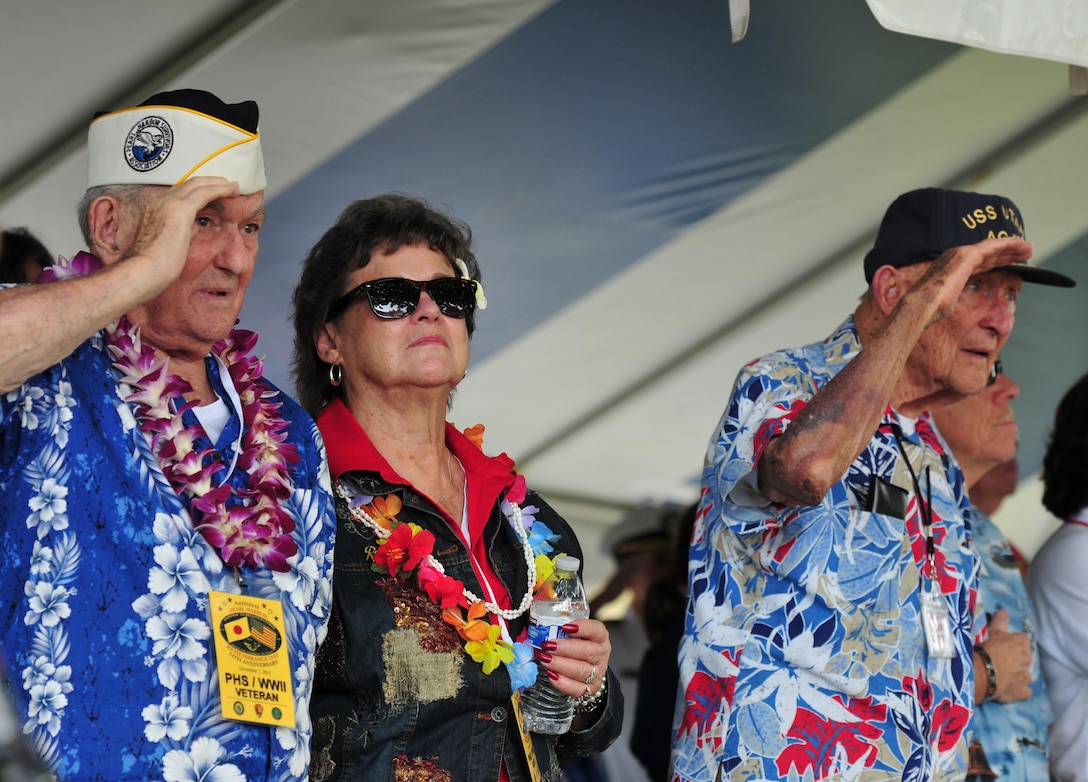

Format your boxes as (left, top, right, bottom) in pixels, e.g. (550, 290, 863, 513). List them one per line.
(38, 253, 300, 572)
(336, 432, 561, 692)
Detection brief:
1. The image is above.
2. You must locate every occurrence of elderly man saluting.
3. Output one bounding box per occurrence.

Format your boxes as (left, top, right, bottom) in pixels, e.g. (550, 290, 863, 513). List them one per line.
(671, 188, 1074, 782)
(0, 90, 335, 781)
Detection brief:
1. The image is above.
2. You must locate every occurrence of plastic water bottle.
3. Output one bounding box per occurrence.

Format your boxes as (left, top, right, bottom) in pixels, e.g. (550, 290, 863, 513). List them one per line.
(521, 555, 590, 734)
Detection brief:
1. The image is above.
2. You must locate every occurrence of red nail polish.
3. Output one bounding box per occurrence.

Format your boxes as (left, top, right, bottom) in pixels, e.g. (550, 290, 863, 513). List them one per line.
(536, 651, 552, 663)
(561, 623, 579, 634)
(541, 640, 558, 652)
(546, 669, 560, 681)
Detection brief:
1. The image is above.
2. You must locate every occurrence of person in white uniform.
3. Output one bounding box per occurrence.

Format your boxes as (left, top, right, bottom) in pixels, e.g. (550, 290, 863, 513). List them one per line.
(1027, 370, 1088, 782)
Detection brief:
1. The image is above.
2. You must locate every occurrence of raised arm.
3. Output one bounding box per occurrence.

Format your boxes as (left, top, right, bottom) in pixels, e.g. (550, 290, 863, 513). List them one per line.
(758, 236, 1032, 507)
(0, 177, 239, 393)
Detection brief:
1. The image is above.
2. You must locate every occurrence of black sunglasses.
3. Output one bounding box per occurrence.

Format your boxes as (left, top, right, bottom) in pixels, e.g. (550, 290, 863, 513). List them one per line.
(328, 277, 477, 321)
(987, 359, 1003, 387)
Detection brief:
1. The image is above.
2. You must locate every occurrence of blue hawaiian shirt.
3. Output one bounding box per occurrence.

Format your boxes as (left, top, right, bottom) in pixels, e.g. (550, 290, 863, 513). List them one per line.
(672, 317, 979, 782)
(0, 327, 336, 781)
(968, 508, 1050, 781)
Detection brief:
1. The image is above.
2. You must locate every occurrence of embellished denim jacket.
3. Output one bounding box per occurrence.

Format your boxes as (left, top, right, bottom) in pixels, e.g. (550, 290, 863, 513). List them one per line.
(309, 403, 622, 782)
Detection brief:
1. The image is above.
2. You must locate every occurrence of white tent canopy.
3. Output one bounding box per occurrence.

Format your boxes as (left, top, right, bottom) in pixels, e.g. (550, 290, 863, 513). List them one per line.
(3, 0, 1086, 586)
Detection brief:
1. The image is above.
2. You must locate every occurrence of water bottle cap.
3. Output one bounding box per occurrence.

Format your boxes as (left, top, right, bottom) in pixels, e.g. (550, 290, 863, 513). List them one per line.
(555, 555, 580, 572)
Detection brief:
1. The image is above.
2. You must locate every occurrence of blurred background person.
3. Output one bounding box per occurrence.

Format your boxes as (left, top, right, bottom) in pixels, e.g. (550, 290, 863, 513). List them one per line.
(1027, 370, 1088, 782)
(576, 503, 682, 782)
(932, 363, 1048, 782)
(0, 226, 52, 283)
(969, 458, 1019, 524)
(291, 193, 622, 782)
(631, 502, 698, 782)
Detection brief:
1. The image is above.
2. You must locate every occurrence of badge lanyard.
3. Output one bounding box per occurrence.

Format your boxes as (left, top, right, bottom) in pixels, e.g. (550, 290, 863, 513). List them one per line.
(892, 426, 956, 659)
(455, 475, 516, 647)
(456, 475, 540, 780)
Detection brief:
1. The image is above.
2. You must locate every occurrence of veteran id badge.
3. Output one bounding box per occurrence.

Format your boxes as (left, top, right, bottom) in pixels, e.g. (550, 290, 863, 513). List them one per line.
(209, 590, 296, 727)
(920, 589, 956, 659)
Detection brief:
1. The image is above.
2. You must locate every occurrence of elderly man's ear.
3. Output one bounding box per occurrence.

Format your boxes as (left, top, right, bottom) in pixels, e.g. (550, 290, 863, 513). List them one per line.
(870, 265, 909, 316)
(86, 196, 132, 266)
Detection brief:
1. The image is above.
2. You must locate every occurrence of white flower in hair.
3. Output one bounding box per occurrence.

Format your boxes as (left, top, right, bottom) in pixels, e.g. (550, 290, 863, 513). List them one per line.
(454, 258, 487, 310)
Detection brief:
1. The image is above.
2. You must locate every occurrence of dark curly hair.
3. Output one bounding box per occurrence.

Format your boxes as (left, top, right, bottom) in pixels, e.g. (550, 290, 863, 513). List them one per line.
(1042, 371, 1088, 519)
(290, 194, 481, 417)
(0, 227, 53, 283)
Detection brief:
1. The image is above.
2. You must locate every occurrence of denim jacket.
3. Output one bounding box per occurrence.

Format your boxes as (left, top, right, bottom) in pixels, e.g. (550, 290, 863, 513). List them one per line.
(309, 402, 622, 782)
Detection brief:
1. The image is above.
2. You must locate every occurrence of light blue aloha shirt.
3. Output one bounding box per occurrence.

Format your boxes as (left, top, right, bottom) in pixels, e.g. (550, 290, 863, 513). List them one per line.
(967, 508, 1050, 781)
(672, 317, 980, 782)
(0, 323, 335, 781)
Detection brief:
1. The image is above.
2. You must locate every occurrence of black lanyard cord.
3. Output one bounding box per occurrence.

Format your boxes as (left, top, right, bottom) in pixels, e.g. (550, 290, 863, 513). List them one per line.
(891, 425, 937, 581)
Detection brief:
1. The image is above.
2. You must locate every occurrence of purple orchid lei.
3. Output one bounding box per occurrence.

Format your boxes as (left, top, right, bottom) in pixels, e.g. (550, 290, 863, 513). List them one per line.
(39, 253, 300, 572)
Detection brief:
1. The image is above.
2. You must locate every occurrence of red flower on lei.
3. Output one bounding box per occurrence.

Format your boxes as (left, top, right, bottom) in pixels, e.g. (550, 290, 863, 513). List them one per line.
(419, 562, 467, 609)
(361, 494, 515, 673)
(374, 522, 435, 577)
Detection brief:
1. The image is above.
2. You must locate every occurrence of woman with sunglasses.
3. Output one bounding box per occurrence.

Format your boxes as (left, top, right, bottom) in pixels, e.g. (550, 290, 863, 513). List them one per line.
(291, 194, 621, 782)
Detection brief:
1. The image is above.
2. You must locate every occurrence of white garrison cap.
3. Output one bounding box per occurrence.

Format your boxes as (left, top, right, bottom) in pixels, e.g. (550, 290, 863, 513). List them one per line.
(87, 89, 266, 194)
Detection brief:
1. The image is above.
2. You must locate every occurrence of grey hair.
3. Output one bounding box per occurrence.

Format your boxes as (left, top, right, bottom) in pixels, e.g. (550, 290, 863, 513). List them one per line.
(76, 184, 156, 249)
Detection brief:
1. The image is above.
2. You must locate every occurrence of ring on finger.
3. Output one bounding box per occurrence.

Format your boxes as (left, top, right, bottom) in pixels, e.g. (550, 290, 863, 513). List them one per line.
(584, 664, 597, 685)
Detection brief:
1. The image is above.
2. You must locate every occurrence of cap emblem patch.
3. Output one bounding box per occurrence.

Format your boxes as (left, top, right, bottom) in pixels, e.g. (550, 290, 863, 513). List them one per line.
(124, 115, 173, 172)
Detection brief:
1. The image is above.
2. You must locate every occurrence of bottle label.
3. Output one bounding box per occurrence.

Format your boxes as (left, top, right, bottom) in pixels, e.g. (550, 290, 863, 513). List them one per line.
(527, 621, 569, 648)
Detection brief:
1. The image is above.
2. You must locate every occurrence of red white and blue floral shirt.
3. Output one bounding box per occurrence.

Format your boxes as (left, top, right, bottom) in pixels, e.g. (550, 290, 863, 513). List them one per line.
(672, 317, 980, 782)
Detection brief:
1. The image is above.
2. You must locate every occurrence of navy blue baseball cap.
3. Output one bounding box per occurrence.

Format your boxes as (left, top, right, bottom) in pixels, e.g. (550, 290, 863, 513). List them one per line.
(863, 188, 1075, 288)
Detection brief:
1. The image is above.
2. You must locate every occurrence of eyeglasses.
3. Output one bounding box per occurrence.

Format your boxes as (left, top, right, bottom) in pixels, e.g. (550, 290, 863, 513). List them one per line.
(328, 277, 478, 321)
(987, 359, 1003, 387)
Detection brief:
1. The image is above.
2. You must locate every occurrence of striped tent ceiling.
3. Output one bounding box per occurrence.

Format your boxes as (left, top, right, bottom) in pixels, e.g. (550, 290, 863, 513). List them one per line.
(3, 0, 1086, 580)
